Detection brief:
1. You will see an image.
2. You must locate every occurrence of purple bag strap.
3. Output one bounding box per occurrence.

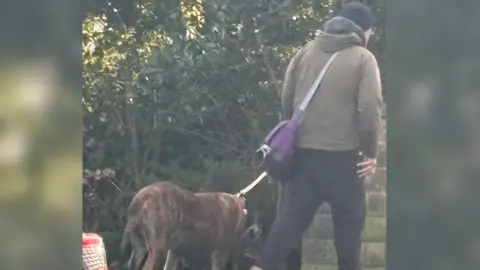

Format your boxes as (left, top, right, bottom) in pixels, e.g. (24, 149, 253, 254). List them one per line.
(297, 51, 339, 112)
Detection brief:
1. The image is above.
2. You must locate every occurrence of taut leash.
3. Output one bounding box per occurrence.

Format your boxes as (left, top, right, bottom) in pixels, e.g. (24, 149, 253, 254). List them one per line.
(235, 171, 268, 197)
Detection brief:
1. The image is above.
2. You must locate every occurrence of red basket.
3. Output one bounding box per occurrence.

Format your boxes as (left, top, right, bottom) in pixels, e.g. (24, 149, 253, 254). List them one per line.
(82, 233, 108, 270)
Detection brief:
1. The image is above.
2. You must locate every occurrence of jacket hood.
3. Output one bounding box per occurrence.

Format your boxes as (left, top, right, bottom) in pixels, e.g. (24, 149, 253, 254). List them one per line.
(316, 16, 366, 53)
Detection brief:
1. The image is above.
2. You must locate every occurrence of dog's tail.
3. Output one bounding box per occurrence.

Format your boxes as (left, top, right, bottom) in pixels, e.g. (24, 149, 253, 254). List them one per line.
(121, 196, 151, 270)
(121, 191, 146, 254)
(121, 215, 149, 270)
(121, 209, 145, 254)
(120, 224, 131, 254)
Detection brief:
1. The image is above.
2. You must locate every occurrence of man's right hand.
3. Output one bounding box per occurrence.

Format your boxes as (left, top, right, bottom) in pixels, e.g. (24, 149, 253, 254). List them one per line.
(357, 156, 377, 178)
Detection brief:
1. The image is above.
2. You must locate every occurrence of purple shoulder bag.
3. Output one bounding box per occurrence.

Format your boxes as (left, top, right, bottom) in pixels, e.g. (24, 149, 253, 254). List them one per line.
(257, 52, 339, 182)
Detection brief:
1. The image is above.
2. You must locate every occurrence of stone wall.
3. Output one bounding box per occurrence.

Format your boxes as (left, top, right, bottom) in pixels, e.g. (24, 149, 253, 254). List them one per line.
(301, 121, 387, 270)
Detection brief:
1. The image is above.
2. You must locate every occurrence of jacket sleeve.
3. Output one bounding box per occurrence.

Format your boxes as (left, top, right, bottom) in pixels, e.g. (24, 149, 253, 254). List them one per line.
(357, 52, 383, 159)
(281, 57, 297, 120)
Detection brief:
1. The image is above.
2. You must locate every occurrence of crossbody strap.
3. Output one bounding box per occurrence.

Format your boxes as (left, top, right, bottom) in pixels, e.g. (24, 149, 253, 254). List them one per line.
(298, 51, 339, 111)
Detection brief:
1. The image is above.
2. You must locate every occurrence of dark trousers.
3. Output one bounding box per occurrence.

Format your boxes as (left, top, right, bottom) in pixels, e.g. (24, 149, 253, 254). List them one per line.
(255, 148, 366, 270)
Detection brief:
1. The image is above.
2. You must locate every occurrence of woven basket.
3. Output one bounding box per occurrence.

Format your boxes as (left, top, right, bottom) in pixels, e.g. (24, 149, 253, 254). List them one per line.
(82, 233, 108, 270)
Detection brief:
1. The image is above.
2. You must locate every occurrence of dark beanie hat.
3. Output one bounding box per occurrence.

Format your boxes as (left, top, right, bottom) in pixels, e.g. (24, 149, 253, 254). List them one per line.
(337, 1, 375, 31)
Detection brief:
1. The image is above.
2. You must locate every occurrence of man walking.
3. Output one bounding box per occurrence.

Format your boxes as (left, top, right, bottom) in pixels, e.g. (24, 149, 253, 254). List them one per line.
(252, 2, 382, 270)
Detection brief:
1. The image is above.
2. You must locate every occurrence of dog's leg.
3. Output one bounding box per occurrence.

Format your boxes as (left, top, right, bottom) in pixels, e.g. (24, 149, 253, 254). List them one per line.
(128, 235, 147, 270)
(127, 252, 135, 269)
(127, 249, 147, 270)
(142, 248, 157, 270)
(231, 249, 240, 270)
(211, 249, 229, 270)
(163, 250, 180, 270)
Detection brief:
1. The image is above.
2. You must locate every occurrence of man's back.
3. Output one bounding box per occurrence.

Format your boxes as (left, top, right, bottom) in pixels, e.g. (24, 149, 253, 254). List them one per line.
(251, 4, 382, 270)
(281, 16, 383, 158)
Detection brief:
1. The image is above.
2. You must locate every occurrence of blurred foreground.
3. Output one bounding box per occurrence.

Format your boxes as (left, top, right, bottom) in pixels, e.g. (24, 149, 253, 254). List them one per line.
(0, 60, 82, 269)
(388, 0, 480, 269)
(0, 0, 82, 269)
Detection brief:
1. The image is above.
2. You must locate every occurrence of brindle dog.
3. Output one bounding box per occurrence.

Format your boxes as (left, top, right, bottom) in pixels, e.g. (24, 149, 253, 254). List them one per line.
(121, 181, 261, 270)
